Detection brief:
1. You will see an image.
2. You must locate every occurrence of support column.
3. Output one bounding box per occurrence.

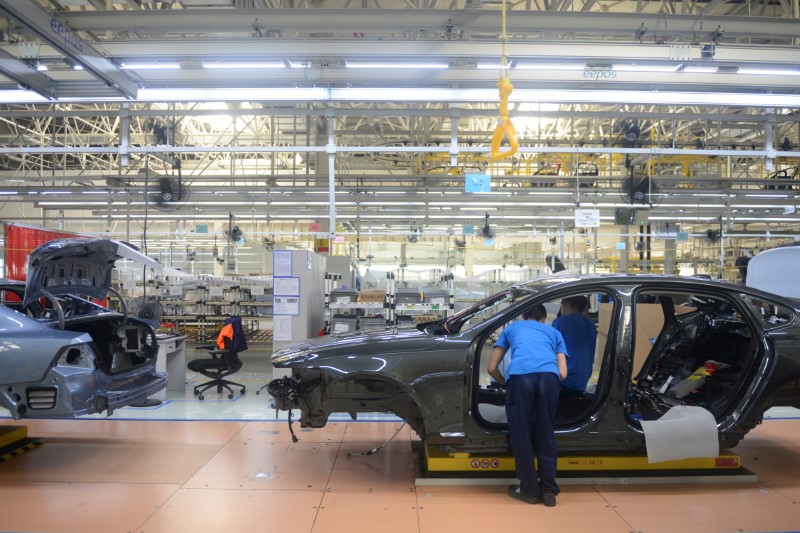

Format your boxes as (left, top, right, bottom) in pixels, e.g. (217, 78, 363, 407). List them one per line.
(464, 244, 474, 277)
(326, 108, 337, 246)
(119, 103, 130, 168)
(765, 109, 775, 172)
(664, 237, 676, 275)
(618, 226, 629, 273)
(449, 104, 459, 167)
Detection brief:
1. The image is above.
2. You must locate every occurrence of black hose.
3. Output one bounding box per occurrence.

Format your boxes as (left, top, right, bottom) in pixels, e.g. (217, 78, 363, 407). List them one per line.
(346, 423, 406, 457)
(287, 410, 299, 444)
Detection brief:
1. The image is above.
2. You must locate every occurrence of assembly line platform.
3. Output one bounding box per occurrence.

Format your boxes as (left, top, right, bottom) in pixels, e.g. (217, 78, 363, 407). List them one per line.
(415, 443, 758, 485)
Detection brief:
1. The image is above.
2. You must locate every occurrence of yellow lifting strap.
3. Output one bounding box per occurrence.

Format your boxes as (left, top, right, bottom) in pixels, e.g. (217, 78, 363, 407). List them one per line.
(491, 0, 518, 161)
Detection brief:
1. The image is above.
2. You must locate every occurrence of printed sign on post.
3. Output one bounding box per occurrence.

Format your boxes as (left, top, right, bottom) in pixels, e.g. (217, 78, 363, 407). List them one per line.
(273, 296, 300, 316)
(273, 250, 292, 277)
(273, 315, 292, 341)
(250, 285, 265, 296)
(274, 277, 300, 296)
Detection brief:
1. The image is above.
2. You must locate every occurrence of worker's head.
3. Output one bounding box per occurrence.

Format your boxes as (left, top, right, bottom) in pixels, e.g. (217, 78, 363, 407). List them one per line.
(561, 295, 588, 315)
(522, 304, 548, 322)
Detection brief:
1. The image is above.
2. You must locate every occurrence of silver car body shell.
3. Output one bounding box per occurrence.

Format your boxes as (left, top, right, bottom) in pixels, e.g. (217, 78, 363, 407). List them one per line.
(0, 239, 167, 419)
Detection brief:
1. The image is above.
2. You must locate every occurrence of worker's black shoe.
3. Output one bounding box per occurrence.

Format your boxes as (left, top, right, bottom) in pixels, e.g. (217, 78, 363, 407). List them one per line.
(507, 484, 542, 504)
(542, 490, 557, 507)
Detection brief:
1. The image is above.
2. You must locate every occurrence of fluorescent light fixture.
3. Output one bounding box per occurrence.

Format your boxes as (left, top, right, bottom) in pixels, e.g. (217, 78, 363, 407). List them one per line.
(37, 201, 109, 206)
(737, 68, 800, 76)
(331, 88, 496, 101)
(7, 86, 800, 107)
(346, 62, 449, 69)
(120, 63, 181, 70)
(202, 62, 285, 69)
(36, 64, 48, 71)
(72, 64, 84, 70)
(514, 63, 584, 71)
(681, 66, 718, 73)
(0, 191, 19, 195)
(57, 96, 127, 102)
(613, 65, 679, 73)
(138, 87, 329, 101)
(477, 63, 506, 70)
(733, 217, 800, 222)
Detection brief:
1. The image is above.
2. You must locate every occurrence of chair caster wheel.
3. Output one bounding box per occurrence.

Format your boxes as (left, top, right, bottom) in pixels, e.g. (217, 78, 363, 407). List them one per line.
(255, 390, 260, 395)
(193, 390, 199, 395)
(227, 393, 234, 399)
(198, 395, 204, 400)
(241, 388, 246, 394)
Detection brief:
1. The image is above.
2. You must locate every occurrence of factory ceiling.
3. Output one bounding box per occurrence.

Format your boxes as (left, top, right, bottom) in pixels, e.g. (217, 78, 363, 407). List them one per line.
(0, 0, 797, 271)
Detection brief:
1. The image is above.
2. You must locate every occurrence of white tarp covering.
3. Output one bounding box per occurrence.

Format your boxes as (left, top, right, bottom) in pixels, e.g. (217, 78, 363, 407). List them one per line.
(746, 246, 800, 298)
(640, 406, 719, 463)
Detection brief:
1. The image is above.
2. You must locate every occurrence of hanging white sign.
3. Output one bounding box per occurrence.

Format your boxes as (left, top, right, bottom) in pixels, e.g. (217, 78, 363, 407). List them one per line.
(575, 209, 600, 228)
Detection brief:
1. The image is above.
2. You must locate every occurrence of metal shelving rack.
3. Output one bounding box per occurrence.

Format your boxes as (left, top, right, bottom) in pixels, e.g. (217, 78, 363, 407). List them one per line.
(388, 272, 455, 328)
(324, 272, 391, 334)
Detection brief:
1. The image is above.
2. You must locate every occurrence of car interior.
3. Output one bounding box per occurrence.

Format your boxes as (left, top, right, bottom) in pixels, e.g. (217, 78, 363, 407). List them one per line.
(473, 290, 614, 428)
(625, 290, 762, 424)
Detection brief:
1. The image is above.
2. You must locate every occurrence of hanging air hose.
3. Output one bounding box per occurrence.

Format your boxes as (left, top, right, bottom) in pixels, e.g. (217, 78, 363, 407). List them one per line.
(491, 0, 519, 161)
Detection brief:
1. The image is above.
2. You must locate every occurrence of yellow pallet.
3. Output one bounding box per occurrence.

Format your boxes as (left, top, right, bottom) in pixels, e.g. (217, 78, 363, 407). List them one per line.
(426, 446, 741, 473)
(0, 425, 43, 463)
(0, 425, 27, 448)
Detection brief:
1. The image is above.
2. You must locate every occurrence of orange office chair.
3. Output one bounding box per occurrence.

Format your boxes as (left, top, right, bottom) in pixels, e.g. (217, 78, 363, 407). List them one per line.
(188, 317, 248, 400)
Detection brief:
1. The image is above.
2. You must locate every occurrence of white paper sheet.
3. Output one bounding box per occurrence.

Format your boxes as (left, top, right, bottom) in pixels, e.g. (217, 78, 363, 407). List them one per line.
(273, 315, 292, 341)
(640, 405, 719, 463)
(273, 296, 300, 316)
(274, 277, 300, 296)
(273, 250, 293, 277)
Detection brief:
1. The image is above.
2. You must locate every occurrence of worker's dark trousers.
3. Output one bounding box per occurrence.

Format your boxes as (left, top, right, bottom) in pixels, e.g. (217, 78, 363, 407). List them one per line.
(505, 372, 561, 497)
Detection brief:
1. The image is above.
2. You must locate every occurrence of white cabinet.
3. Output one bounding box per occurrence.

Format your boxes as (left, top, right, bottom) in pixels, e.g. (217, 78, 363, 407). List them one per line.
(152, 334, 187, 399)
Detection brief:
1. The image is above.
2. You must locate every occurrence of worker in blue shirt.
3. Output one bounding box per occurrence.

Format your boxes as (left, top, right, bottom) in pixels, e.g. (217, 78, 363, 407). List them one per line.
(552, 295, 597, 397)
(487, 304, 568, 507)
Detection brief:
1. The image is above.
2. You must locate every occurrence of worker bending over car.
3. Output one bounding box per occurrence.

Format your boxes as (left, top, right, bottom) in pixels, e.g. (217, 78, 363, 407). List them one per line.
(487, 304, 568, 506)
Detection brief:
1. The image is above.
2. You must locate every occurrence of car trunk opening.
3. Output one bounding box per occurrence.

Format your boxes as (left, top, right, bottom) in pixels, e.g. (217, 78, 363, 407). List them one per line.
(65, 317, 157, 374)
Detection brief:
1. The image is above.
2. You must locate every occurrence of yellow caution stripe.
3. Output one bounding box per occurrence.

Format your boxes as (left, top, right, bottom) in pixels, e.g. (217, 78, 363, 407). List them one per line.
(0, 438, 43, 463)
(426, 446, 740, 472)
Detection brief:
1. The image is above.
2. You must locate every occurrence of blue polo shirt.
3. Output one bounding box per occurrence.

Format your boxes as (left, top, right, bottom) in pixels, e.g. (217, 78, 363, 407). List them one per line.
(495, 320, 567, 379)
(552, 313, 597, 392)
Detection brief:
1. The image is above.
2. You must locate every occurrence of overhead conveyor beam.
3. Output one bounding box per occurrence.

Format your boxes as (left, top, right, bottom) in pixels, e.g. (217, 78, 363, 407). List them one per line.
(0, 0, 138, 99)
(92, 40, 800, 67)
(0, 48, 54, 98)
(60, 9, 800, 43)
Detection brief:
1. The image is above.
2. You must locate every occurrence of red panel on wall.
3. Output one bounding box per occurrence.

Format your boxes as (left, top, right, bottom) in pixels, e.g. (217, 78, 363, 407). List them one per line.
(4, 224, 78, 281)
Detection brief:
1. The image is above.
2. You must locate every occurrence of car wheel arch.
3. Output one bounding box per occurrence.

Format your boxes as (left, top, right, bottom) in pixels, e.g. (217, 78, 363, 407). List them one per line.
(325, 372, 428, 437)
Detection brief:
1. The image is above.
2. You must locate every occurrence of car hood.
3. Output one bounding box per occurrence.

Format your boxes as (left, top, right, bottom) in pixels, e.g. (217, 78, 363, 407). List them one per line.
(272, 328, 445, 366)
(24, 238, 160, 307)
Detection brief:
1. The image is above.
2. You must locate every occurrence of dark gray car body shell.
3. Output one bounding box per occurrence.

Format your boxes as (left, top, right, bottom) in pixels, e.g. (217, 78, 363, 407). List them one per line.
(273, 275, 800, 453)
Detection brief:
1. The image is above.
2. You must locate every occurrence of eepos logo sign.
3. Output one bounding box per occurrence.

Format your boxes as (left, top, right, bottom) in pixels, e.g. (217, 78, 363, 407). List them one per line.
(49, 18, 85, 53)
(583, 69, 617, 81)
